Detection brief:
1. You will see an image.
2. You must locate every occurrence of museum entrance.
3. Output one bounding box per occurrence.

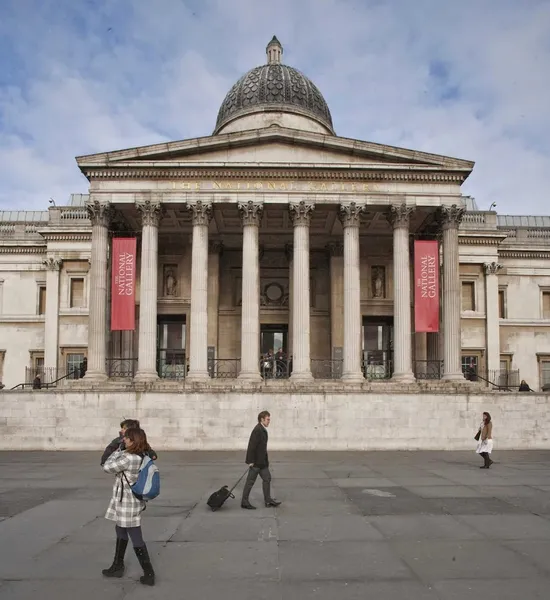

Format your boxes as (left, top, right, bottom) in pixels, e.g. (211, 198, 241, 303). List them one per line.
(157, 316, 186, 379)
(260, 324, 290, 378)
(363, 316, 393, 379)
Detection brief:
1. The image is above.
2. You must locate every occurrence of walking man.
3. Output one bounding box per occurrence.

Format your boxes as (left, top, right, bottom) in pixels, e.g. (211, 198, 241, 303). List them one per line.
(241, 411, 281, 509)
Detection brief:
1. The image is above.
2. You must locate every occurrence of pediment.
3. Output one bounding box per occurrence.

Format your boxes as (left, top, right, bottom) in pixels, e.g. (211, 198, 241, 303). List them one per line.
(76, 127, 474, 175)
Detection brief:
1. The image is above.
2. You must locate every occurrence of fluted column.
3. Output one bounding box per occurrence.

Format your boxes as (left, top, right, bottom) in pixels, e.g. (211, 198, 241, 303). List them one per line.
(187, 201, 213, 380)
(238, 201, 263, 380)
(289, 201, 314, 380)
(439, 205, 465, 380)
(285, 243, 294, 356)
(387, 204, 415, 382)
(484, 261, 503, 375)
(84, 199, 113, 381)
(339, 203, 365, 382)
(43, 257, 62, 379)
(328, 242, 344, 357)
(134, 199, 163, 381)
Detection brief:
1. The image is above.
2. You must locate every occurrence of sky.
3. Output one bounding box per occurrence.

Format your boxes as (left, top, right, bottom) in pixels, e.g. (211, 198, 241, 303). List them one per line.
(0, 0, 549, 215)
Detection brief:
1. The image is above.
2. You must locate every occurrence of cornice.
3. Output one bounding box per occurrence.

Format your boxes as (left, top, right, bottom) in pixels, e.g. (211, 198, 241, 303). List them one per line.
(82, 168, 466, 183)
(0, 246, 46, 254)
(499, 250, 550, 259)
(459, 237, 502, 246)
(40, 233, 91, 241)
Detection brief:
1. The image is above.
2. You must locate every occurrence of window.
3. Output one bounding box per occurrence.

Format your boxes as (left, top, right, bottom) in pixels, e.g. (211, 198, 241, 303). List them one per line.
(66, 353, 85, 379)
(461, 281, 475, 311)
(543, 291, 550, 319)
(498, 289, 506, 319)
(38, 285, 47, 315)
(539, 356, 550, 390)
(0, 350, 5, 387)
(28, 352, 44, 383)
(70, 278, 85, 308)
(462, 354, 479, 377)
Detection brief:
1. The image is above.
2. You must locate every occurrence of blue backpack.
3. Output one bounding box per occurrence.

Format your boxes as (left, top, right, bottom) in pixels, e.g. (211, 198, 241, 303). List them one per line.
(124, 455, 160, 501)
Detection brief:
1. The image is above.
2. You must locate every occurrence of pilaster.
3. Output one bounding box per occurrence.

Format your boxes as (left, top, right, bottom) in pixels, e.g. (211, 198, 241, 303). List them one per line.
(484, 261, 503, 376)
(43, 257, 62, 377)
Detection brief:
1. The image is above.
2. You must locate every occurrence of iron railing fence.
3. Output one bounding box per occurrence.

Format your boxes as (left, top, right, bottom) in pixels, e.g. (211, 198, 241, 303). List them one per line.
(311, 359, 343, 379)
(414, 360, 444, 380)
(106, 358, 138, 378)
(208, 358, 241, 379)
(260, 357, 292, 379)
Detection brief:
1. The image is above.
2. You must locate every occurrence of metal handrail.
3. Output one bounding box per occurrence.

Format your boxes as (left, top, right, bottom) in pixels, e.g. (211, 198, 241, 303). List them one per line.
(10, 369, 81, 390)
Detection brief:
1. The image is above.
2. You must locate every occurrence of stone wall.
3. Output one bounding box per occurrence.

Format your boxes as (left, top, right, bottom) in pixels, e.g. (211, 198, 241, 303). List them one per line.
(1, 390, 549, 451)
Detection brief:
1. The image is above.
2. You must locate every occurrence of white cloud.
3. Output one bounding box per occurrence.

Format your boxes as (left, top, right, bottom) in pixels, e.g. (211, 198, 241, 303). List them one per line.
(0, 0, 549, 214)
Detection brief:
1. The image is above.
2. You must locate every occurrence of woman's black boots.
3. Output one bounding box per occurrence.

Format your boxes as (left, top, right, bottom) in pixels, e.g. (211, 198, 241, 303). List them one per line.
(134, 545, 155, 586)
(102, 537, 128, 578)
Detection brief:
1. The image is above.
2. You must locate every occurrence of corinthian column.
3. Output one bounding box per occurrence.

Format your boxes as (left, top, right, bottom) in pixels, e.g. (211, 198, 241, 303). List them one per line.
(289, 201, 314, 380)
(238, 201, 263, 380)
(84, 199, 113, 381)
(387, 204, 415, 382)
(439, 204, 465, 380)
(186, 201, 212, 380)
(43, 257, 62, 380)
(339, 203, 366, 382)
(134, 198, 163, 381)
(484, 261, 503, 376)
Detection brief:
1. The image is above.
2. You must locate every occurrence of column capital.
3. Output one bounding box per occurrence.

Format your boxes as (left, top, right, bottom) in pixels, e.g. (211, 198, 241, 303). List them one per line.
(136, 199, 164, 227)
(387, 203, 414, 229)
(327, 241, 344, 257)
(238, 201, 263, 226)
(289, 200, 314, 226)
(43, 257, 62, 271)
(187, 200, 213, 226)
(338, 202, 365, 228)
(484, 261, 503, 275)
(209, 240, 224, 255)
(438, 204, 465, 230)
(85, 200, 114, 227)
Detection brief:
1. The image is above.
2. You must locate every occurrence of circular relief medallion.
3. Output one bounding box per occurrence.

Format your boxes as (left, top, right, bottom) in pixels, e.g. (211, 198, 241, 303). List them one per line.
(265, 282, 284, 303)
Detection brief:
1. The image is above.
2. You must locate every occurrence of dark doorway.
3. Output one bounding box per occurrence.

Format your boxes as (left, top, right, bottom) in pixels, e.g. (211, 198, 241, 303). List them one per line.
(157, 316, 186, 379)
(363, 316, 393, 378)
(260, 324, 290, 378)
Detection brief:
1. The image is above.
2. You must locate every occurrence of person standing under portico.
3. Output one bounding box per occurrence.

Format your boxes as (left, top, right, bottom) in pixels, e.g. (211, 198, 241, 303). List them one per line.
(241, 411, 281, 509)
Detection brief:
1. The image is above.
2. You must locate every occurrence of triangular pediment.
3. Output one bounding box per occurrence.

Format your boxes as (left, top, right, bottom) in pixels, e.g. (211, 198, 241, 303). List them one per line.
(76, 127, 474, 175)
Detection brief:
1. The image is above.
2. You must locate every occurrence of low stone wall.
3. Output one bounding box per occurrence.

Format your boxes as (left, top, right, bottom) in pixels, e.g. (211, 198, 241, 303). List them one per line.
(0, 390, 549, 451)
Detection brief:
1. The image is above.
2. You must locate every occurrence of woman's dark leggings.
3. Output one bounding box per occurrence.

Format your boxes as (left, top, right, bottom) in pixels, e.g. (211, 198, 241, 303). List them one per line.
(115, 524, 144, 547)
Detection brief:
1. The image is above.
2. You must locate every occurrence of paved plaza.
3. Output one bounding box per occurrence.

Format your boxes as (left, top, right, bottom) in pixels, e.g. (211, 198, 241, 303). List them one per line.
(1, 450, 550, 598)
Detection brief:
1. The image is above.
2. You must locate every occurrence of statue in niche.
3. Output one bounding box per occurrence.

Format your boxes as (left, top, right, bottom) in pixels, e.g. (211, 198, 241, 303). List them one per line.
(165, 268, 177, 296)
(372, 266, 385, 298)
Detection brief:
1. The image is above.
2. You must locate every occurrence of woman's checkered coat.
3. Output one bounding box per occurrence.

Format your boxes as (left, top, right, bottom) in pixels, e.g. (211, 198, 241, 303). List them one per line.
(103, 450, 146, 528)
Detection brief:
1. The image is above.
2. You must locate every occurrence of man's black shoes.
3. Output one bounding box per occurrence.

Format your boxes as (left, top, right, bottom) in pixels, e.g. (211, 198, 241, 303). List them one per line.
(241, 503, 256, 510)
(265, 500, 281, 507)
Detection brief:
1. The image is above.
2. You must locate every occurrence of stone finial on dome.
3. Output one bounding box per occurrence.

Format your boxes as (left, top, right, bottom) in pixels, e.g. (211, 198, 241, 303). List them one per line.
(266, 35, 283, 65)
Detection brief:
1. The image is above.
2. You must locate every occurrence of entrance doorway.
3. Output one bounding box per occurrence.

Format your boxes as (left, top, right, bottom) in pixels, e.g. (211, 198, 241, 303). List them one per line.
(363, 316, 393, 378)
(157, 316, 186, 379)
(260, 324, 290, 378)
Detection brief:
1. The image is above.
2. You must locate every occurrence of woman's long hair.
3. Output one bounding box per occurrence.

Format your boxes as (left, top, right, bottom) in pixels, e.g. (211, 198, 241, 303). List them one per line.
(483, 412, 492, 423)
(123, 427, 150, 455)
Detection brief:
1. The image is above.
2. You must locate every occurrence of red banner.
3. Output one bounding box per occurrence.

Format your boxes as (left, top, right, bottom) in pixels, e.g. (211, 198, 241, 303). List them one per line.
(111, 237, 136, 331)
(414, 241, 439, 332)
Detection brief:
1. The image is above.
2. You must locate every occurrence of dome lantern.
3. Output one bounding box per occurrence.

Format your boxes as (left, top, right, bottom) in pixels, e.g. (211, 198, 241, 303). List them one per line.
(266, 35, 283, 65)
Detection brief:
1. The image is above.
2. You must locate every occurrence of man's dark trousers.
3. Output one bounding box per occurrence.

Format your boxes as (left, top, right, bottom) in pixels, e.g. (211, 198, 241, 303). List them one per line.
(242, 466, 272, 504)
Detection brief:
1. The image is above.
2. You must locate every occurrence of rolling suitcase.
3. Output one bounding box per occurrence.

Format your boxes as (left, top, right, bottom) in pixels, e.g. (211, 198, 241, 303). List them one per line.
(207, 468, 249, 511)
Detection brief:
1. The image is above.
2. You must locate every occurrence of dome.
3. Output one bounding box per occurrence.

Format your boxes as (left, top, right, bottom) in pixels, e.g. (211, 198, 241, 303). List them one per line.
(214, 37, 334, 135)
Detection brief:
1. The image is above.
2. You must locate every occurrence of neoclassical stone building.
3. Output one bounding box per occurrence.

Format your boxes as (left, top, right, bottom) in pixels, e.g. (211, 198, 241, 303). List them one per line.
(1, 36, 550, 399)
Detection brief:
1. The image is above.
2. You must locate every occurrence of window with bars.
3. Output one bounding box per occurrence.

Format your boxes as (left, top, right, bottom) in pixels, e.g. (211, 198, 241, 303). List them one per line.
(461, 281, 475, 311)
(70, 278, 85, 308)
(539, 358, 550, 390)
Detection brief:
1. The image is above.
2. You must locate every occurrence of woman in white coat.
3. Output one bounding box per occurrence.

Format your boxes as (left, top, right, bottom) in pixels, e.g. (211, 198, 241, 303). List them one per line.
(102, 427, 155, 586)
(476, 412, 494, 469)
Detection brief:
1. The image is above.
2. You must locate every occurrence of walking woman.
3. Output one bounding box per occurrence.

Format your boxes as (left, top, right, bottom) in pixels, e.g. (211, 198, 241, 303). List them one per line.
(476, 412, 494, 469)
(102, 427, 155, 586)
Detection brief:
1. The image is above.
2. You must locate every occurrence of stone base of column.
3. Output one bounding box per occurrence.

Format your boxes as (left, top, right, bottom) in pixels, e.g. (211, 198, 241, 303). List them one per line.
(83, 370, 108, 382)
(341, 371, 364, 383)
(238, 371, 262, 382)
(290, 371, 314, 381)
(186, 370, 210, 382)
(134, 370, 159, 382)
(442, 372, 465, 382)
(391, 372, 416, 384)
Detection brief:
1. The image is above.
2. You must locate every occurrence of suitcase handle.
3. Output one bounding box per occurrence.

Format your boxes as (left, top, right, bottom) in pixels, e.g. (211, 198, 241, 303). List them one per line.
(228, 468, 250, 494)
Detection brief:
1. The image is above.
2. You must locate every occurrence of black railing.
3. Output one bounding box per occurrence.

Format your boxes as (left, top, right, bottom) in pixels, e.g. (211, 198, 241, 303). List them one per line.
(25, 366, 86, 385)
(311, 359, 343, 379)
(260, 357, 292, 379)
(362, 359, 393, 380)
(13, 368, 81, 390)
(158, 361, 187, 380)
(208, 358, 241, 379)
(414, 360, 444, 380)
(464, 368, 520, 390)
(106, 358, 138, 378)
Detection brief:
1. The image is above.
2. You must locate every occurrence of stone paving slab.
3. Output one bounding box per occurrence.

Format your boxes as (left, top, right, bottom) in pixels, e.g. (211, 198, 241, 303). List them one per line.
(1, 450, 550, 598)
